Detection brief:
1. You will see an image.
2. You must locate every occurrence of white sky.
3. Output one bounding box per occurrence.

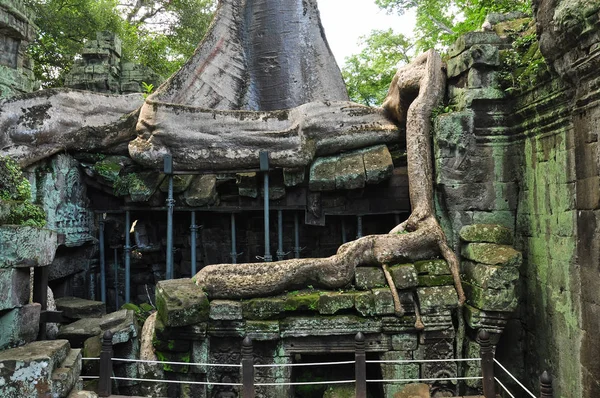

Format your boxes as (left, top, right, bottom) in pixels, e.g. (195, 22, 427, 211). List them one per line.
(317, 0, 416, 66)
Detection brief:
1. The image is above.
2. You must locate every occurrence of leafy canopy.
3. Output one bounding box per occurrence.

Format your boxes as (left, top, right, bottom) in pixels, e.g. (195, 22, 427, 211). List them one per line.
(342, 0, 532, 105)
(26, 0, 215, 87)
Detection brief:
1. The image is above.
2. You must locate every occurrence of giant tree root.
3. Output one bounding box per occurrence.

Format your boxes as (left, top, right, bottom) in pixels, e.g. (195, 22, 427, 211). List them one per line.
(194, 50, 466, 313)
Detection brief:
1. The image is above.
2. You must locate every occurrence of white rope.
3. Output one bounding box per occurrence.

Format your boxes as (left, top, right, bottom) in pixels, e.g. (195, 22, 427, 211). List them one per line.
(367, 376, 483, 383)
(495, 377, 517, 398)
(110, 357, 241, 368)
(254, 360, 355, 368)
(256, 380, 355, 386)
(367, 358, 481, 364)
(110, 377, 242, 386)
(494, 359, 536, 398)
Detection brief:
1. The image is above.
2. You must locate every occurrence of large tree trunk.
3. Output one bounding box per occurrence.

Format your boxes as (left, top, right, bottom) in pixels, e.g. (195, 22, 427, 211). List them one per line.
(152, 0, 348, 111)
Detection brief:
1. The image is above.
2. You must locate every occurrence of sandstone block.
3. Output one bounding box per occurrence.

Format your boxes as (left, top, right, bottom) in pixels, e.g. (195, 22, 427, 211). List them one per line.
(414, 259, 451, 276)
(417, 286, 459, 314)
(156, 279, 209, 327)
(0, 268, 30, 311)
(309, 156, 337, 191)
(335, 151, 365, 190)
(363, 145, 394, 184)
(0, 226, 58, 267)
(459, 224, 513, 245)
(0, 303, 41, 350)
(55, 297, 106, 320)
(209, 300, 243, 320)
(183, 175, 218, 206)
(463, 261, 519, 290)
(355, 267, 386, 290)
(464, 282, 517, 312)
(389, 264, 419, 289)
(318, 292, 356, 315)
(461, 243, 522, 267)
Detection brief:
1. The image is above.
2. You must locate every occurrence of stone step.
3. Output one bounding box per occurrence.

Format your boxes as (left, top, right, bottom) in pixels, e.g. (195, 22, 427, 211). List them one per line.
(51, 348, 82, 397)
(68, 391, 98, 398)
(56, 297, 106, 320)
(0, 340, 72, 397)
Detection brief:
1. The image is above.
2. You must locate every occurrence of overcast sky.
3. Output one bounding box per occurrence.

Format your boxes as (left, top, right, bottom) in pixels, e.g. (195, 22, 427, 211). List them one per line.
(317, 0, 416, 67)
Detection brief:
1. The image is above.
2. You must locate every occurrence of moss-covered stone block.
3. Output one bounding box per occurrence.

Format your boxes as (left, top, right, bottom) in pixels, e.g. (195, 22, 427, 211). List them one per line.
(463, 261, 519, 290)
(354, 291, 376, 316)
(309, 157, 337, 191)
(93, 156, 130, 184)
(362, 145, 394, 184)
(245, 320, 280, 340)
(463, 304, 511, 330)
(459, 224, 513, 245)
(183, 175, 218, 206)
(283, 168, 305, 187)
(155, 349, 191, 373)
(0, 226, 58, 267)
(242, 297, 286, 320)
(318, 292, 356, 315)
(417, 275, 454, 287)
(283, 291, 321, 312)
(379, 351, 419, 396)
(389, 264, 418, 289)
(155, 279, 209, 327)
(461, 243, 522, 267)
(447, 44, 499, 78)
(279, 315, 382, 337)
(448, 31, 503, 57)
(55, 297, 106, 320)
(464, 282, 517, 312)
(417, 286, 459, 313)
(391, 333, 418, 351)
(335, 151, 365, 190)
(0, 268, 30, 311)
(414, 259, 451, 276)
(209, 300, 242, 320)
(159, 175, 193, 193)
(236, 172, 258, 198)
(121, 171, 162, 202)
(355, 267, 386, 290)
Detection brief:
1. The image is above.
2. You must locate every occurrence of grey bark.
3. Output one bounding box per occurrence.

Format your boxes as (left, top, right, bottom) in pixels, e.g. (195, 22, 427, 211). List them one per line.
(151, 0, 348, 111)
(131, 100, 400, 170)
(0, 89, 143, 167)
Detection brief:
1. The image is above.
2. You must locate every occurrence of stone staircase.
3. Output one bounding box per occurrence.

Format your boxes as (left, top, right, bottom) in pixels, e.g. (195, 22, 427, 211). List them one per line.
(0, 339, 92, 398)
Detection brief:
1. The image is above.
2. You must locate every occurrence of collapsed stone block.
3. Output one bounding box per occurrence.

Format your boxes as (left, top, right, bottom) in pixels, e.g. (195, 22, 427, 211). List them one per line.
(55, 297, 106, 320)
(459, 224, 513, 245)
(461, 242, 522, 267)
(0, 303, 41, 350)
(0, 226, 58, 267)
(0, 267, 30, 311)
(156, 279, 209, 327)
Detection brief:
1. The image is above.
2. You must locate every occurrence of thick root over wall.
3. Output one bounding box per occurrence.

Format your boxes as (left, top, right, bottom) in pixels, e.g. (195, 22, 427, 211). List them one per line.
(194, 50, 466, 323)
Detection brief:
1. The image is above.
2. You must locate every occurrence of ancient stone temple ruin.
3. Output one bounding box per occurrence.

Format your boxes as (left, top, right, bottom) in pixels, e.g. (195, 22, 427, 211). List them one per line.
(0, 0, 599, 397)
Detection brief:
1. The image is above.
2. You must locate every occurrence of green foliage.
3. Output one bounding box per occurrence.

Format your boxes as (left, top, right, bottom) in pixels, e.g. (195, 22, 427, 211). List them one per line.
(0, 157, 46, 227)
(121, 302, 155, 325)
(375, 0, 532, 52)
(25, 0, 216, 87)
(498, 22, 549, 94)
(342, 29, 413, 106)
(0, 156, 31, 201)
(141, 82, 155, 99)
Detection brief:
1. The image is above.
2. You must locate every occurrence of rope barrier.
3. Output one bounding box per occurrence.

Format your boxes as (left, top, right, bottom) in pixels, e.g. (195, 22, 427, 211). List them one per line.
(367, 358, 482, 364)
(254, 360, 355, 368)
(110, 357, 241, 368)
(255, 380, 355, 386)
(494, 358, 536, 398)
(367, 376, 483, 383)
(110, 376, 242, 386)
(495, 377, 517, 398)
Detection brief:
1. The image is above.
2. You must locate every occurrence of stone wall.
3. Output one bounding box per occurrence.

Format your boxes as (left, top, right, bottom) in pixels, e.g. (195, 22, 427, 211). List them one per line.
(0, 0, 37, 98)
(436, 7, 600, 396)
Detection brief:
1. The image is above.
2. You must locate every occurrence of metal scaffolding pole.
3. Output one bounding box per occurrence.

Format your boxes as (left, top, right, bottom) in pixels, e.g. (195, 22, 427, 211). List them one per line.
(341, 217, 347, 244)
(356, 215, 363, 239)
(277, 210, 285, 261)
(230, 213, 238, 264)
(124, 210, 131, 303)
(294, 212, 301, 259)
(99, 216, 106, 303)
(190, 211, 198, 275)
(260, 151, 272, 262)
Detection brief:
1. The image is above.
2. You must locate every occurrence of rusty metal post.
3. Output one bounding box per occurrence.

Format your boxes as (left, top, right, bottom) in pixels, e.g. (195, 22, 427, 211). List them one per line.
(540, 371, 553, 398)
(242, 336, 255, 398)
(479, 329, 495, 398)
(355, 332, 367, 398)
(98, 330, 114, 397)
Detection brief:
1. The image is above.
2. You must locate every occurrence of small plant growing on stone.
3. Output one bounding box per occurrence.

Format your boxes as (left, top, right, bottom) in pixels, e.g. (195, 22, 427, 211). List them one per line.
(141, 81, 155, 99)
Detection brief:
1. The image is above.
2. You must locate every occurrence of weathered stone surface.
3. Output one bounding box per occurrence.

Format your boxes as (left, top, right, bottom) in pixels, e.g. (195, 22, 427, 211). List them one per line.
(418, 275, 454, 287)
(283, 168, 305, 187)
(380, 351, 419, 396)
(414, 259, 450, 276)
(209, 300, 243, 320)
(68, 391, 99, 398)
(309, 156, 337, 191)
(183, 175, 218, 207)
(459, 224, 513, 245)
(0, 303, 41, 350)
(355, 290, 395, 316)
(391, 333, 418, 351)
(51, 348, 82, 398)
(0, 339, 71, 398)
(355, 267, 386, 290)
(139, 313, 168, 397)
(463, 261, 519, 290)
(448, 31, 503, 57)
(0, 226, 58, 267)
(464, 282, 517, 312)
(318, 292, 356, 315)
(389, 264, 419, 289)
(57, 318, 102, 348)
(55, 297, 106, 320)
(124, 171, 162, 202)
(242, 297, 286, 320)
(236, 172, 258, 198)
(323, 385, 355, 398)
(159, 174, 193, 193)
(99, 309, 138, 345)
(447, 44, 499, 78)
(363, 145, 394, 184)
(464, 304, 511, 332)
(417, 286, 459, 314)
(0, 267, 30, 310)
(335, 151, 365, 190)
(156, 279, 209, 327)
(280, 316, 382, 337)
(245, 320, 280, 340)
(461, 243, 522, 267)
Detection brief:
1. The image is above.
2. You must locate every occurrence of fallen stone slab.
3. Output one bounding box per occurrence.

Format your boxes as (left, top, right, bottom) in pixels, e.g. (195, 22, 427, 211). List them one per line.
(0, 303, 41, 350)
(156, 279, 209, 327)
(57, 318, 102, 348)
(55, 297, 106, 320)
(0, 267, 31, 311)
